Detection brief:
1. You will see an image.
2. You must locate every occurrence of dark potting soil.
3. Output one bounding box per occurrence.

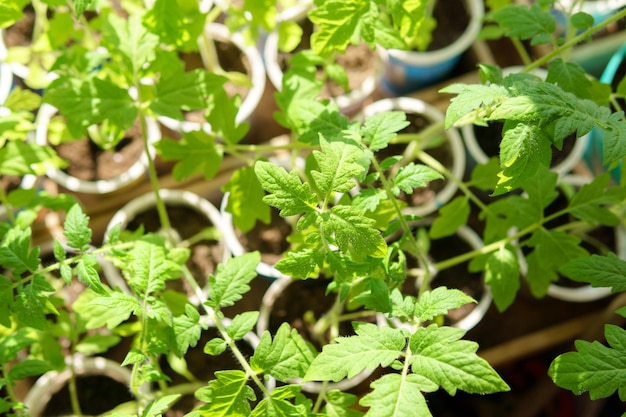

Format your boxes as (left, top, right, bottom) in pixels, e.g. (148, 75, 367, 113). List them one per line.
(237, 207, 292, 268)
(268, 278, 377, 352)
(41, 374, 135, 416)
(54, 120, 144, 182)
(3, 6, 35, 48)
(427, 0, 471, 51)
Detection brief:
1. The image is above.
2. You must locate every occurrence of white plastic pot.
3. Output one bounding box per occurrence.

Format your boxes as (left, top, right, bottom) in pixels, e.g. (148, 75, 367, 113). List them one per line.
(158, 22, 266, 134)
(359, 96, 466, 217)
(102, 189, 230, 301)
(462, 67, 590, 176)
(378, 0, 484, 95)
(23, 356, 140, 417)
(34, 103, 159, 194)
(257, 275, 386, 393)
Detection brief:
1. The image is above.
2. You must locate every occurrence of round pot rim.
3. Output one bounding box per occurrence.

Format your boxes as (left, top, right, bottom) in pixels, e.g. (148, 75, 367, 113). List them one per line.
(461, 66, 590, 175)
(359, 96, 466, 217)
(158, 22, 266, 134)
(34, 103, 159, 194)
(23, 356, 140, 417)
(0, 61, 12, 105)
(263, 26, 384, 112)
(378, 0, 484, 66)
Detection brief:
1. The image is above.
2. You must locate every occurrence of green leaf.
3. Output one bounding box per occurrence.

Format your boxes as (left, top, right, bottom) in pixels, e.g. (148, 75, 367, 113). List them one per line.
(0, 327, 38, 363)
(547, 59, 594, 101)
(129, 240, 182, 296)
(497, 123, 552, 192)
(0, 141, 65, 176)
(361, 111, 410, 151)
(549, 324, 626, 400)
(196, 370, 254, 417)
(275, 248, 320, 279)
(206, 252, 260, 309)
(488, 4, 556, 45)
(102, 14, 159, 77)
(0, 0, 25, 28)
(567, 174, 626, 226)
(322, 205, 387, 259)
(255, 160, 318, 217)
(205, 338, 227, 356)
(142, 0, 206, 51)
(387, 0, 430, 50)
(44, 75, 138, 139)
(359, 373, 433, 417)
(227, 312, 259, 341)
(0, 276, 13, 328)
(7, 359, 52, 381)
(63, 204, 91, 251)
(429, 197, 470, 239)
(303, 322, 406, 382)
(311, 136, 364, 195)
(251, 391, 308, 417)
(414, 287, 476, 323)
(173, 303, 202, 356)
(15, 275, 55, 330)
(391, 163, 443, 196)
(251, 323, 316, 381)
(222, 166, 271, 233)
(0, 227, 40, 275)
(142, 394, 182, 417)
(83, 292, 142, 329)
(559, 253, 626, 292)
(75, 334, 121, 355)
(440, 83, 511, 128)
(525, 228, 589, 297)
(308, 0, 369, 57)
(74, 0, 95, 16)
(484, 244, 520, 312)
(151, 69, 227, 120)
(410, 324, 510, 395)
(155, 130, 224, 181)
(323, 390, 364, 417)
(76, 258, 108, 295)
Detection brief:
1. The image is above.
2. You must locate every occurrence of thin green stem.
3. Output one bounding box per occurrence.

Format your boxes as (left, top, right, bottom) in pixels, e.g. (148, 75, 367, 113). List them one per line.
(511, 38, 533, 66)
(369, 156, 432, 294)
(2, 364, 23, 416)
(417, 150, 491, 216)
(179, 265, 271, 398)
(526, 7, 626, 72)
(0, 186, 15, 224)
(67, 360, 83, 416)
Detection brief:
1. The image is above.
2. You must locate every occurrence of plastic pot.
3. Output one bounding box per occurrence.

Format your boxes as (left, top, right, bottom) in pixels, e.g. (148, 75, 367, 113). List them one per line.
(23, 356, 139, 417)
(377, 0, 484, 95)
(158, 22, 266, 134)
(34, 103, 159, 194)
(358, 96, 466, 217)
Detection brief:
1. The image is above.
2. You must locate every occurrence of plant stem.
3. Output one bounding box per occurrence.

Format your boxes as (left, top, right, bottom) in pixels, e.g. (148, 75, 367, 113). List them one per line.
(179, 265, 271, 398)
(369, 156, 432, 294)
(526, 7, 626, 72)
(511, 38, 533, 66)
(67, 360, 83, 416)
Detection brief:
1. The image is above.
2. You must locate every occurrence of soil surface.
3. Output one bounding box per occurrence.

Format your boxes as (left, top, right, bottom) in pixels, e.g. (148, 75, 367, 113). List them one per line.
(236, 207, 292, 269)
(428, 0, 471, 51)
(54, 119, 144, 181)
